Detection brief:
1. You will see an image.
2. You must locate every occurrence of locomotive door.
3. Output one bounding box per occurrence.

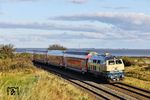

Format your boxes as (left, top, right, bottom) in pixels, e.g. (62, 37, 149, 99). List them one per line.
(81, 59, 87, 73)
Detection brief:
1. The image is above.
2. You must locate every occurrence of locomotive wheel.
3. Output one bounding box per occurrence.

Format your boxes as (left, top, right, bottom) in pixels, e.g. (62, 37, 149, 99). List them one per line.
(107, 79, 116, 83)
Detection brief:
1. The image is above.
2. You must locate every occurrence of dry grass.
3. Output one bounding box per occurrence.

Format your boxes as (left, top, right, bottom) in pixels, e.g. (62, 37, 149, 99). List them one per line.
(122, 57, 150, 90)
(0, 53, 93, 100)
(125, 65, 150, 81)
(0, 69, 93, 100)
(122, 77, 150, 90)
(26, 70, 93, 100)
(1, 54, 149, 99)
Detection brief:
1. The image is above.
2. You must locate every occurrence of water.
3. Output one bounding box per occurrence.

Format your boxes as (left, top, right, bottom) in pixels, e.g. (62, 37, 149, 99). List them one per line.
(94, 49, 150, 57)
(16, 48, 150, 57)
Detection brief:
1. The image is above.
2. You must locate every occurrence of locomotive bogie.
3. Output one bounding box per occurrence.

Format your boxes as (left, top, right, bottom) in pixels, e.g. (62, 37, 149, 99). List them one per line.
(106, 71, 124, 82)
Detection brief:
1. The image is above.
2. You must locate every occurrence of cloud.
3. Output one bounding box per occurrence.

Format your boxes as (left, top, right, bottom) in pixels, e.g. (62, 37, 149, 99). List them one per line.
(0, 32, 102, 48)
(52, 12, 150, 32)
(68, 0, 88, 4)
(38, 33, 99, 39)
(0, 21, 112, 33)
(0, 20, 150, 41)
(1, 31, 150, 48)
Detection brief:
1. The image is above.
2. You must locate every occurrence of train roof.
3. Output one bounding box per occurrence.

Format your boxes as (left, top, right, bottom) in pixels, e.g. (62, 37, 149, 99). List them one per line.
(33, 50, 117, 60)
(34, 50, 48, 54)
(64, 50, 89, 55)
(64, 50, 99, 59)
(47, 50, 64, 56)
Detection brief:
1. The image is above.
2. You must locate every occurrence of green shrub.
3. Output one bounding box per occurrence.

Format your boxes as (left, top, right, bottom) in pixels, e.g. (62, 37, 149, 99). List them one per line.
(0, 54, 35, 73)
(0, 44, 15, 59)
(125, 66, 150, 81)
(122, 56, 136, 66)
(48, 44, 67, 50)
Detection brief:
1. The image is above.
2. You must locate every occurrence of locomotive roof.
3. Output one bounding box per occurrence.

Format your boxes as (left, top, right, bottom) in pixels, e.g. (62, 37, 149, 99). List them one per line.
(101, 54, 117, 60)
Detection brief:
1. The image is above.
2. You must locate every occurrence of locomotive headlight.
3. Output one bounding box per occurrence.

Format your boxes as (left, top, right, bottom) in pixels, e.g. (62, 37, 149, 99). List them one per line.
(121, 74, 125, 78)
(110, 75, 114, 79)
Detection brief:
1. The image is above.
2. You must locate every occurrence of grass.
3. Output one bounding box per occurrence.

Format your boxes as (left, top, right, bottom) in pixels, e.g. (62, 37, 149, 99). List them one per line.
(125, 65, 150, 81)
(0, 71, 38, 100)
(122, 77, 150, 90)
(0, 65, 93, 100)
(122, 57, 150, 90)
(26, 70, 92, 100)
(0, 69, 93, 100)
(0, 53, 93, 100)
(0, 53, 150, 99)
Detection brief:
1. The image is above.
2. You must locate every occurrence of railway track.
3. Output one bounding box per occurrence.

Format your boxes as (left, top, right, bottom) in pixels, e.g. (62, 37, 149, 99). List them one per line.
(34, 62, 150, 100)
(105, 82, 150, 100)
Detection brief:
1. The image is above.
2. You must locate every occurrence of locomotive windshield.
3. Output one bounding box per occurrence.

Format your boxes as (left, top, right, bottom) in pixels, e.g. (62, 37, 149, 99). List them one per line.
(116, 59, 122, 64)
(108, 60, 115, 65)
(108, 59, 122, 65)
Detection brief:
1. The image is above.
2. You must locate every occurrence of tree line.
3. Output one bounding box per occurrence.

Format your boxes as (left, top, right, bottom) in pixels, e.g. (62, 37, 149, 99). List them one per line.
(0, 44, 67, 59)
(48, 44, 67, 50)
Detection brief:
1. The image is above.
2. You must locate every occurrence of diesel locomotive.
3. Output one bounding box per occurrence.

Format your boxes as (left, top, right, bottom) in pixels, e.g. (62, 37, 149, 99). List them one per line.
(33, 50, 125, 82)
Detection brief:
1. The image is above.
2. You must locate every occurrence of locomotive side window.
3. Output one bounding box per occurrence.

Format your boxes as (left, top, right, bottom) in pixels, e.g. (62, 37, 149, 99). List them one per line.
(108, 60, 115, 65)
(116, 59, 122, 64)
(97, 60, 101, 64)
(93, 60, 97, 63)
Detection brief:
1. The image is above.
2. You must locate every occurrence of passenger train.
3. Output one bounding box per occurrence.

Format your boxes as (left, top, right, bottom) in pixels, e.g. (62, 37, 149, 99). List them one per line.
(33, 50, 125, 82)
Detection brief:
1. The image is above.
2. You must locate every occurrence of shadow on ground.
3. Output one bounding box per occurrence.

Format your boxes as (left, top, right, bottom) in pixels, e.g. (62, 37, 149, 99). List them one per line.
(33, 61, 108, 85)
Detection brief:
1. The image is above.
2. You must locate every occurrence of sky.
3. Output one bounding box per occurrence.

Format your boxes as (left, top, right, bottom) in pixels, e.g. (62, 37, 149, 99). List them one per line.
(0, 0, 150, 49)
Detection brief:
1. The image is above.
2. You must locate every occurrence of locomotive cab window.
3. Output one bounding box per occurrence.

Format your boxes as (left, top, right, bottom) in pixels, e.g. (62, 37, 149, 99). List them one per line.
(93, 60, 97, 63)
(108, 60, 115, 65)
(97, 60, 101, 64)
(116, 59, 122, 64)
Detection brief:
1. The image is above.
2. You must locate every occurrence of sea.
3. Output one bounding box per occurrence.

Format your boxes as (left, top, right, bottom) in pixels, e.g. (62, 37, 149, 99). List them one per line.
(16, 48, 150, 57)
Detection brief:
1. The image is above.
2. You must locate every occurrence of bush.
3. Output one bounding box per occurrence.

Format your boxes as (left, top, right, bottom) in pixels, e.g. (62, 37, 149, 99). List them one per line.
(125, 66, 150, 81)
(0, 44, 16, 59)
(0, 54, 35, 72)
(122, 57, 136, 66)
(48, 44, 67, 50)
